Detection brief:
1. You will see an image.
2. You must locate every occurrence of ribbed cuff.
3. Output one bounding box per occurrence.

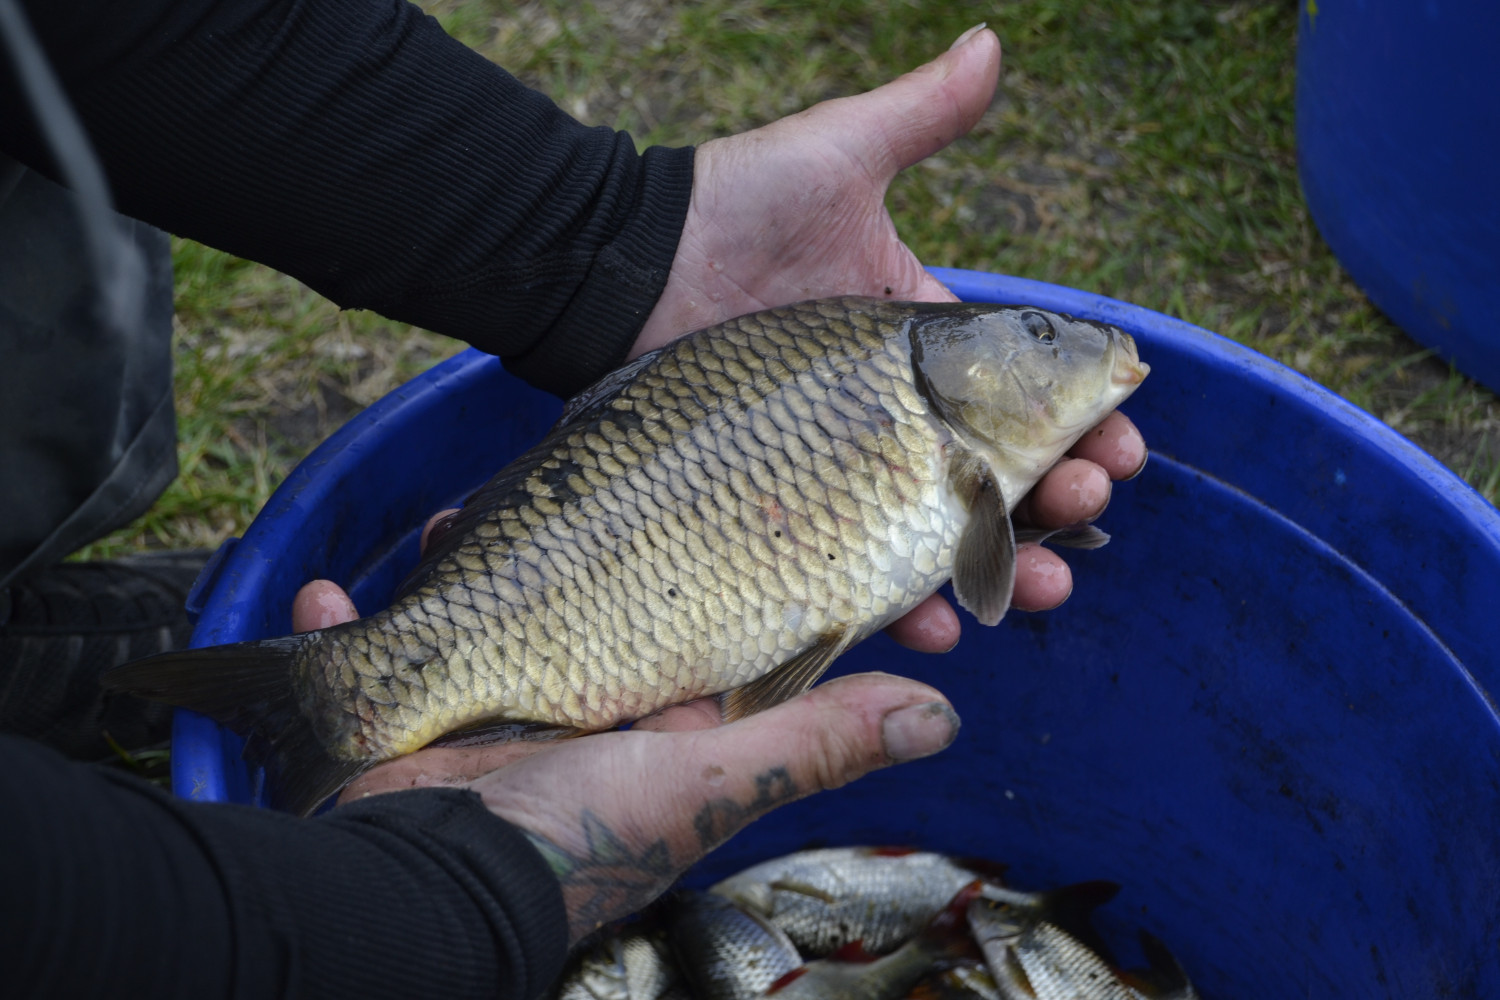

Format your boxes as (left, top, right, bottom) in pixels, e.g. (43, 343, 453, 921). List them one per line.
(308, 788, 571, 999)
(198, 786, 570, 999)
(503, 143, 696, 398)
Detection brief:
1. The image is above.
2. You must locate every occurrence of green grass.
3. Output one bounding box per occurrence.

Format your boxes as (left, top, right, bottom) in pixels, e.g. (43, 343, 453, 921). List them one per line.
(77, 240, 461, 557)
(85, 0, 1498, 558)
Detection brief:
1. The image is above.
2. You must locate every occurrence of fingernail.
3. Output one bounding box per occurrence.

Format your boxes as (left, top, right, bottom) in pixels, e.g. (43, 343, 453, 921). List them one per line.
(949, 22, 988, 51)
(1121, 449, 1150, 482)
(882, 702, 961, 762)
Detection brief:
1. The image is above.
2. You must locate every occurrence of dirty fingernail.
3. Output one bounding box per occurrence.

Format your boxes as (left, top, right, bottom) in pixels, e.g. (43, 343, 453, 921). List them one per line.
(949, 22, 988, 51)
(882, 702, 961, 761)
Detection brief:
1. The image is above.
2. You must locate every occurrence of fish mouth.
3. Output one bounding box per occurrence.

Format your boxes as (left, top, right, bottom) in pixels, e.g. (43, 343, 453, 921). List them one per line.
(1111, 331, 1150, 385)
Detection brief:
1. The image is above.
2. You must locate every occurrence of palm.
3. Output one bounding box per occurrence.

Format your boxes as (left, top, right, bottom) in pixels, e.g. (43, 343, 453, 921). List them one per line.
(631, 29, 1001, 356)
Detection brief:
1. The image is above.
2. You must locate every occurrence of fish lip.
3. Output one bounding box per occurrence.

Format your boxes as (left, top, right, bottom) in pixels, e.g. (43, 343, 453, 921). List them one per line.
(1111, 331, 1150, 386)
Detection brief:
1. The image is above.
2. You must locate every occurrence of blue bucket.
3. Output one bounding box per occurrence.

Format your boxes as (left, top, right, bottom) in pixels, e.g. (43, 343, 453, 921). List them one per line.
(1296, 0, 1500, 392)
(175, 269, 1500, 997)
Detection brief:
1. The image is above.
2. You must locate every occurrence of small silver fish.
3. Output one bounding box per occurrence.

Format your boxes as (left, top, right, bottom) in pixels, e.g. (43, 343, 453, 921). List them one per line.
(763, 882, 986, 999)
(968, 884, 1197, 1000)
(667, 892, 803, 1000)
(553, 926, 688, 1000)
(906, 959, 1003, 999)
(711, 846, 1006, 957)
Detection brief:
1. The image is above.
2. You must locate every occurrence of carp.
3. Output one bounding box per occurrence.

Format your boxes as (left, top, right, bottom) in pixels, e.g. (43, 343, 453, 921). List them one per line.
(107, 296, 1148, 814)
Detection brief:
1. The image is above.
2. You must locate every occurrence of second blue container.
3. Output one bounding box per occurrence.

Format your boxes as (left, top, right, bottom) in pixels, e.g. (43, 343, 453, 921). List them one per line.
(1297, 0, 1500, 391)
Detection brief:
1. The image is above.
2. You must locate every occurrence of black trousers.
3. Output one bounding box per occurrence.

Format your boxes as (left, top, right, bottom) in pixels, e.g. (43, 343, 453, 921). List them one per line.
(0, 155, 177, 588)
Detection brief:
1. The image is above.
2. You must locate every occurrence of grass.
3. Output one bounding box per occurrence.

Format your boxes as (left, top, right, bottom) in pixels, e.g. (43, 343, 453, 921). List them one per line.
(83, 0, 1497, 559)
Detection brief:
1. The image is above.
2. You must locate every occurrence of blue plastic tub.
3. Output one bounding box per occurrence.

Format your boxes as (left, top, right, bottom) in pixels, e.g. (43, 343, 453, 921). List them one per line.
(176, 269, 1500, 997)
(1296, 0, 1500, 392)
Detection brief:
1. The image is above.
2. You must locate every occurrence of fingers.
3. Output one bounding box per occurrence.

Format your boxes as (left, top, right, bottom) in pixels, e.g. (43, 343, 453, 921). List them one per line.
(467, 673, 958, 942)
(291, 580, 358, 632)
(1067, 411, 1148, 481)
(884, 593, 961, 652)
(1015, 458, 1112, 530)
(421, 507, 463, 552)
(1015, 413, 1146, 529)
(492, 672, 959, 838)
(1010, 545, 1073, 612)
(1005, 414, 1145, 612)
(632, 697, 726, 734)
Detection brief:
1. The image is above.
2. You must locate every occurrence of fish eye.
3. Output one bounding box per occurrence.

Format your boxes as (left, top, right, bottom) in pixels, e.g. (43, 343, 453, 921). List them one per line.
(1021, 311, 1056, 344)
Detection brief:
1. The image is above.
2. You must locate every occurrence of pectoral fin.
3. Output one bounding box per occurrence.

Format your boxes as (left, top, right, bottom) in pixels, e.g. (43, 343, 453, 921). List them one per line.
(720, 626, 851, 722)
(952, 463, 1016, 627)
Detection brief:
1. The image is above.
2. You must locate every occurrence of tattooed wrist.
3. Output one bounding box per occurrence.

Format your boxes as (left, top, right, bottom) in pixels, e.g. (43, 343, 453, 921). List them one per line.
(516, 765, 803, 945)
(522, 812, 679, 944)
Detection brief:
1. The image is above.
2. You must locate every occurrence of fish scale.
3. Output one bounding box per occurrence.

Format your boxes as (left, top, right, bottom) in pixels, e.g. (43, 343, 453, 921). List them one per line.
(304, 301, 950, 758)
(106, 296, 1146, 814)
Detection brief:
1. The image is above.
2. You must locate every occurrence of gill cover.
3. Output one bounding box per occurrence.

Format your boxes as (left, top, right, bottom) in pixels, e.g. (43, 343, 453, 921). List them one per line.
(905, 303, 1146, 626)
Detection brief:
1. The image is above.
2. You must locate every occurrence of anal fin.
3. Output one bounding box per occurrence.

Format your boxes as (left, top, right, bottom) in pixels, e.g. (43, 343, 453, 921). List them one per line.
(720, 626, 851, 722)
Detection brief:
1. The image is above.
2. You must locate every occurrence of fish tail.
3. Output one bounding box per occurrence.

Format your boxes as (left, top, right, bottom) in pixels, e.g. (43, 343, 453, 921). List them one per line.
(104, 637, 367, 816)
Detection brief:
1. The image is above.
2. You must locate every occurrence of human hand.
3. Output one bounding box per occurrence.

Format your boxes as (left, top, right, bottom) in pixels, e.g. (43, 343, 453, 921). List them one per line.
(293, 583, 959, 946)
(631, 24, 1003, 350)
(628, 26, 1146, 647)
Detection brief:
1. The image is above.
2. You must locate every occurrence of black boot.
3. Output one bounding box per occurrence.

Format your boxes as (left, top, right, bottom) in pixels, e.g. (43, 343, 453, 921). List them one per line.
(0, 550, 207, 760)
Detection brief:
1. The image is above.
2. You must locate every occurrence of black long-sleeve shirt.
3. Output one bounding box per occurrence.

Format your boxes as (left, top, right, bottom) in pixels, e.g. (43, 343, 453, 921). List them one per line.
(2, 0, 694, 397)
(3, 737, 569, 998)
(1, 0, 701, 994)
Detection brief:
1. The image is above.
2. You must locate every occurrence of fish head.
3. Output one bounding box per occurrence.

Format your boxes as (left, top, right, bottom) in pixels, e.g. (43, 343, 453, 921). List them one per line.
(965, 885, 1041, 946)
(907, 303, 1148, 467)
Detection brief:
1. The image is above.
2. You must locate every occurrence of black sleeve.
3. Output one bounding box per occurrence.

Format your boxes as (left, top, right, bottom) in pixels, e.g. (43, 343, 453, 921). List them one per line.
(0, 735, 569, 999)
(2, 0, 694, 397)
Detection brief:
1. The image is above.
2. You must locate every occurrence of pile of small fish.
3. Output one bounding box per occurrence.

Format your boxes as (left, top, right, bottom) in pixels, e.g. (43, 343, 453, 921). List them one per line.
(551, 846, 1199, 999)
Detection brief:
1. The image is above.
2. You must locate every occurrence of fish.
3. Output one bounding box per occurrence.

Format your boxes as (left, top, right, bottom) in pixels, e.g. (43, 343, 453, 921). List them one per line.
(761, 881, 986, 999)
(710, 846, 1008, 956)
(967, 882, 1199, 1000)
(105, 296, 1149, 814)
(552, 925, 689, 1000)
(666, 892, 804, 999)
(905, 959, 1003, 999)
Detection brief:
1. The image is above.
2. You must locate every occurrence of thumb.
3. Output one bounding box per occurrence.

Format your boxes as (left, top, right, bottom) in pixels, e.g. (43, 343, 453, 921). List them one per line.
(674, 672, 961, 850)
(469, 673, 959, 941)
(797, 25, 1001, 180)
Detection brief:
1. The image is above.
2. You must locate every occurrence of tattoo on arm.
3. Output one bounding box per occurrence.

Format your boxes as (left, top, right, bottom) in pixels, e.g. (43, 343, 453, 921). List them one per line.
(524, 811, 676, 945)
(521, 765, 801, 945)
(692, 766, 798, 849)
